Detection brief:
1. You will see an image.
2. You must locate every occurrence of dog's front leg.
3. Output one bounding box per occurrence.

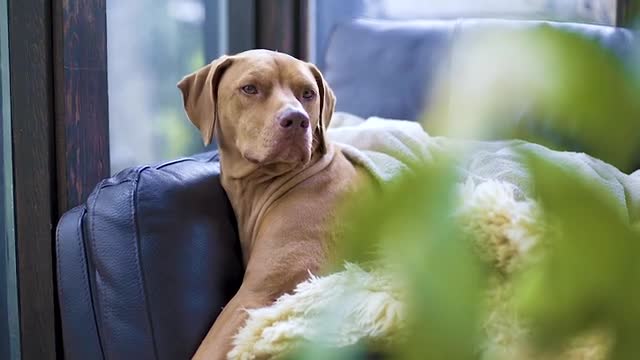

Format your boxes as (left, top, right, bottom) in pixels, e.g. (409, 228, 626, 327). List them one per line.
(192, 287, 267, 360)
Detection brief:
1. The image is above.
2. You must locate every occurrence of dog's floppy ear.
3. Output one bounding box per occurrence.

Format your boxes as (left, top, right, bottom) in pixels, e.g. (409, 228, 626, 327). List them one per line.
(177, 56, 234, 145)
(309, 64, 336, 154)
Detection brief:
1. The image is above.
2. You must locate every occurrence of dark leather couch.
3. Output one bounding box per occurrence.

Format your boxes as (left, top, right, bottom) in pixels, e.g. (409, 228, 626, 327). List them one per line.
(56, 19, 637, 359)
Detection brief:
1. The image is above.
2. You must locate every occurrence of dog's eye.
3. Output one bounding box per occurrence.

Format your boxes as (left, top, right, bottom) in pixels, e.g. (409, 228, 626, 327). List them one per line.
(241, 85, 258, 95)
(302, 89, 316, 100)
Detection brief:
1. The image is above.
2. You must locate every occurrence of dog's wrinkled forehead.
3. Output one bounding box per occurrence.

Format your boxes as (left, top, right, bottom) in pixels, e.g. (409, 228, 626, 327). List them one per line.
(223, 50, 319, 90)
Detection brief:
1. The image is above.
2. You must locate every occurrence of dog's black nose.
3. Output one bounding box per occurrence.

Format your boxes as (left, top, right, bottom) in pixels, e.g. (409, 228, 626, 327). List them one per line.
(278, 109, 310, 129)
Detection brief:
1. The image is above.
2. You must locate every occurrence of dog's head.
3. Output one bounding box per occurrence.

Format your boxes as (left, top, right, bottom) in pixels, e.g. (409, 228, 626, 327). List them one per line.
(178, 49, 335, 169)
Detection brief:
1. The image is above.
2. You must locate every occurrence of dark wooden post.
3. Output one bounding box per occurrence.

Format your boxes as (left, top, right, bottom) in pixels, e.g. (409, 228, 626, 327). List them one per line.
(229, 0, 257, 55)
(8, 0, 58, 358)
(53, 0, 110, 214)
(617, 0, 640, 27)
(255, 0, 310, 60)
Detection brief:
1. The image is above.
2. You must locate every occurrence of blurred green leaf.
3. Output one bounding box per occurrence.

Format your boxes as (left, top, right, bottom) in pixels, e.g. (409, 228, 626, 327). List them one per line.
(304, 20, 640, 360)
(323, 160, 489, 360)
(426, 27, 640, 171)
(289, 342, 367, 360)
(514, 151, 640, 358)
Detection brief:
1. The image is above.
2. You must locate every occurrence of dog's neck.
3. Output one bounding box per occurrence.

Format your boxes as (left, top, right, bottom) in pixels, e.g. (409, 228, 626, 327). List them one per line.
(217, 142, 337, 259)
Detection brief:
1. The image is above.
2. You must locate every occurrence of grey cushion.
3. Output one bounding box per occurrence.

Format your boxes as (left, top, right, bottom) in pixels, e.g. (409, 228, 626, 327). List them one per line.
(324, 18, 637, 121)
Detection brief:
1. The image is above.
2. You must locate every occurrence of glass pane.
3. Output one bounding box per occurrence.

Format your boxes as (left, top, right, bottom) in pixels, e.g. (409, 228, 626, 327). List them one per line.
(107, 0, 227, 174)
(0, 0, 20, 358)
(312, 0, 617, 68)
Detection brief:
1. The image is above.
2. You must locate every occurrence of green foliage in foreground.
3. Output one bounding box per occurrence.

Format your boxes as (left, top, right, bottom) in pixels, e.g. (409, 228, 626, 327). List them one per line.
(515, 153, 640, 359)
(298, 25, 640, 360)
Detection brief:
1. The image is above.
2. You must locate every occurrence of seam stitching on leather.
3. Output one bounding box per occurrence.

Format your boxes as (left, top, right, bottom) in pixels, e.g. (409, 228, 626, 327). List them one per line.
(75, 205, 107, 360)
(64, 206, 105, 359)
(55, 208, 67, 328)
(88, 180, 111, 359)
(155, 150, 219, 170)
(131, 168, 161, 360)
(56, 207, 73, 358)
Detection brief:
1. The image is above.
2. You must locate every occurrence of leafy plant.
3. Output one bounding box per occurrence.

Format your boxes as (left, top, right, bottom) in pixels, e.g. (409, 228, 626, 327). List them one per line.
(298, 22, 640, 360)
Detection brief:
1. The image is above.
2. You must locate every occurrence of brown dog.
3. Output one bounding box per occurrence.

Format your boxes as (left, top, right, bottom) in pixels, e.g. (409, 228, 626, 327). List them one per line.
(178, 49, 370, 359)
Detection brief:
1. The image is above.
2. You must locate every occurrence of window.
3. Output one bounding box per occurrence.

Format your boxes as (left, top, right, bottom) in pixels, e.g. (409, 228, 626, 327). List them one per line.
(107, 0, 622, 173)
(107, 0, 228, 173)
(311, 0, 618, 69)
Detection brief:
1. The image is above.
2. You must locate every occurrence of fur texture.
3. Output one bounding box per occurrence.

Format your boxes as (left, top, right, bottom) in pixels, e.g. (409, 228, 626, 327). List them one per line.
(227, 179, 603, 359)
(228, 264, 403, 359)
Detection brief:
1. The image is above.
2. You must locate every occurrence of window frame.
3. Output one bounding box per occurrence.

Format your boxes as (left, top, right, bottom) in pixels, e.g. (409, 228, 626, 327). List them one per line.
(618, 0, 640, 26)
(8, 0, 59, 359)
(53, 0, 110, 214)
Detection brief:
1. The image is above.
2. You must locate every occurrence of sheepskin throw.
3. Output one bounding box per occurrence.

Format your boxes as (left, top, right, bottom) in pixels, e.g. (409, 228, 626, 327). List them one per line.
(227, 114, 640, 359)
(228, 179, 544, 360)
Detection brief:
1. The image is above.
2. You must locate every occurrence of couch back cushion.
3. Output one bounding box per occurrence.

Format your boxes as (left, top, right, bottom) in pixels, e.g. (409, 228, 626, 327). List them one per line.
(57, 152, 244, 360)
(323, 18, 637, 121)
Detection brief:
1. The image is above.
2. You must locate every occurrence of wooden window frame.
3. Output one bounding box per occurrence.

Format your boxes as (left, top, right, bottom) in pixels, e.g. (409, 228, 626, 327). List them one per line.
(7, 0, 109, 358)
(53, 0, 110, 215)
(618, 0, 640, 26)
(255, 0, 310, 60)
(8, 0, 59, 359)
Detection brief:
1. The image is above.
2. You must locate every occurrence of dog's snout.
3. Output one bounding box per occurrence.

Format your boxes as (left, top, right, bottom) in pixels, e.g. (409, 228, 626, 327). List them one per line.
(278, 109, 310, 129)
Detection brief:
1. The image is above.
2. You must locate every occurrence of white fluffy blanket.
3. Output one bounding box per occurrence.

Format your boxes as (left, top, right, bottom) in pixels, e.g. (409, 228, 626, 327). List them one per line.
(228, 113, 640, 359)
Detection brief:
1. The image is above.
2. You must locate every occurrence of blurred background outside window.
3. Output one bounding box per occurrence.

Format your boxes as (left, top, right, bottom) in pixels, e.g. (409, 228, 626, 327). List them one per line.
(107, 0, 617, 174)
(108, 0, 226, 173)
